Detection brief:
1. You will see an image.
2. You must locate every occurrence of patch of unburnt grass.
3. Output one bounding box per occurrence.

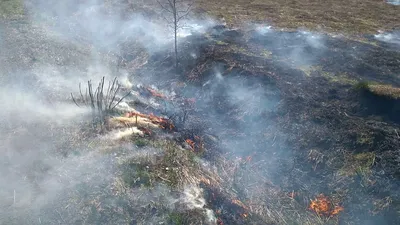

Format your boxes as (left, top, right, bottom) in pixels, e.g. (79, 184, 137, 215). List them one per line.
(337, 151, 376, 186)
(167, 209, 209, 225)
(0, 0, 24, 19)
(118, 140, 220, 189)
(357, 82, 400, 99)
(354, 81, 400, 123)
(195, 0, 400, 35)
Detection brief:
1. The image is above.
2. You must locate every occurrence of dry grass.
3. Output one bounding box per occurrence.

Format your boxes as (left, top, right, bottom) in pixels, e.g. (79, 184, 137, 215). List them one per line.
(0, 0, 24, 19)
(355, 81, 400, 99)
(195, 0, 400, 35)
(367, 84, 400, 99)
(118, 140, 221, 189)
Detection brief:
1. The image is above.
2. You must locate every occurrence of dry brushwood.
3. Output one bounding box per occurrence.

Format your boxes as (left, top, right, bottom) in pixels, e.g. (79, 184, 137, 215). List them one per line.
(71, 77, 131, 128)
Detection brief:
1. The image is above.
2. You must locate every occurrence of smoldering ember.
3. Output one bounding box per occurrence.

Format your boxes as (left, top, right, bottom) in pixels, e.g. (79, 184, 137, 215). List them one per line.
(1, 0, 400, 225)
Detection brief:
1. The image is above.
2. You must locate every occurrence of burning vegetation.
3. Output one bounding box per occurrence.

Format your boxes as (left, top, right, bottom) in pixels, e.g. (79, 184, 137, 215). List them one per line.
(4, 1, 400, 224)
(309, 194, 344, 217)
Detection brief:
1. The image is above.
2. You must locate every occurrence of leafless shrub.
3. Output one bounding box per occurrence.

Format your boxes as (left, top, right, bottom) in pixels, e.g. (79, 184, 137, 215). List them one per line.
(71, 77, 131, 129)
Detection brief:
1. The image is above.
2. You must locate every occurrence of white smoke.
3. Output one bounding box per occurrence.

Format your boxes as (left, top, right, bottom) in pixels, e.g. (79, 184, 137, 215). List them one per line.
(375, 31, 400, 45)
(181, 186, 216, 224)
(386, 0, 400, 5)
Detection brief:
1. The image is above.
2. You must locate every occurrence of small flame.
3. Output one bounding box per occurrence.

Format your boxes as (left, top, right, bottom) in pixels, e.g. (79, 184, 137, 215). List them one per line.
(246, 156, 252, 162)
(231, 199, 249, 210)
(241, 213, 248, 218)
(146, 87, 165, 98)
(331, 206, 344, 216)
(186, 139, 195, 149)
(309, 194, 344, 217)
(125, 112, 174, 130)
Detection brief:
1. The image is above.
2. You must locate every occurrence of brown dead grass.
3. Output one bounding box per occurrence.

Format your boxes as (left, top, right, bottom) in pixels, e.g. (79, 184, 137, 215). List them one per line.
(195, 0, 400, 35)
(367, 84, 400, 99)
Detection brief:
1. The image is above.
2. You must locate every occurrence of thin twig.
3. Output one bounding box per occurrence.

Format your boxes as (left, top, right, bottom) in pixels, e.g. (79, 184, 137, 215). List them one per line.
(111, 91, 131, 110)
(108, 77, 119, 110)
(55, 209, 65, 224)
(71, 93, 80, 107)
(79, 83, 85, 104)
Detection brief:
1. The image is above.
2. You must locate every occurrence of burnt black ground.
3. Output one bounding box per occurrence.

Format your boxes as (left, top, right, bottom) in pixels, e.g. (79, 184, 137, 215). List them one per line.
(133, 26, 400, 224)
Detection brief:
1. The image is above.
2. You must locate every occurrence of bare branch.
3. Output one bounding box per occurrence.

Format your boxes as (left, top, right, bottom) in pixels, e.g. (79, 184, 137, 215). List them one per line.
(160, 14, 174, 24)
(108, 77, 118, 110)
(177, 8, 191, 22)
(167, 0, 175, 10)
(71, 93, 80, 107)
(111, 91, 131, 110)
(79, 83, 85, 104)
(177, 2, 193, 14)
(156, 0, 173, 13)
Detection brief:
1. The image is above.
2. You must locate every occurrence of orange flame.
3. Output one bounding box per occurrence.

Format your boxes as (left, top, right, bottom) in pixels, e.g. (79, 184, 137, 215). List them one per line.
(241, 213, 248, 218)
(246, 156, 252, 162)
(331, 206, 344, 216)
(146, 87, 165, 98)
(185, 139, 195, 149)
(231, 199, 249, 210)
(125, 112, 174, 130)
(309, 194, 344, 217)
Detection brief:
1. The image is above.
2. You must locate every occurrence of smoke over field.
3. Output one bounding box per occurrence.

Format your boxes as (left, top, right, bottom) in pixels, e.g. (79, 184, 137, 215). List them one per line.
(1, 0, 400, 225)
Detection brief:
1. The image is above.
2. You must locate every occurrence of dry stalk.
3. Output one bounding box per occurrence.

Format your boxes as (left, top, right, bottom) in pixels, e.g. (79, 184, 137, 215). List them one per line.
(71, 77, 131, 130)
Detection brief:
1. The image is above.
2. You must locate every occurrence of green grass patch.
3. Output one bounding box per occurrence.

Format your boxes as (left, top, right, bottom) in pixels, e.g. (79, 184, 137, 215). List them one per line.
(119, 140, 211, 189)
(260, 49, 272, 59)
(167, 212, 184, 225)
(134, 138, 149, 147)
(215, 40, 228, 45)
(356, 132, 374, 146)
(354, 81, 372, 90)
(298, 65, 322, 77)
(301, 65, 357, 84)
(323, 72, 358, 85)
(338, 152, 375, 178)
(120, 162, 153, 188)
